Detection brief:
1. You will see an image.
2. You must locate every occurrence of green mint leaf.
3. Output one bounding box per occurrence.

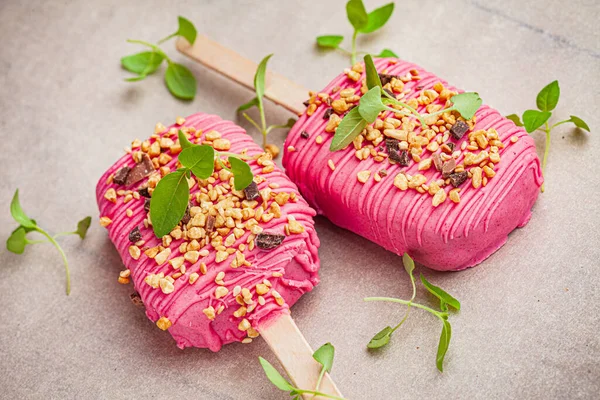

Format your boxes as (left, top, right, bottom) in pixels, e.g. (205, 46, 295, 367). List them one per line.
(179, 146, 215, 179)
(7, 227, 28, 254)
(254, 54, 273, 103)
(237, 97, 259, 113)
(121, 51, 164, 78)
(76, 216, 92, 239)
(258, 357, 295, 391)
(228, 156, 254, 190)
(567, 115, 590, 132)
(367, 326, 393, 349)
(505, 114, 524, 127)
(282, 118, 297, 128)
(376, 48, 398, 58)
(364, 54, 382, 90)
(360, 2, 394, 33)
(313, 343, 335, 372)
(449, 92, 482, 120)
(10, 189, 36, 229)
(149, 169, 190, 238)
(358, 86, 387, 123)
(420, 274, 461, 311)
(402, 253, 415, 275)
(330, 107, 368, 151)
(436, 320, 452, 372)
(346, 0, 368, 30)
(175, 16, 197, 45)
(178, 130, 196, 150)
(165, 62, 196, 100)
(536, 80, 560, 112)
(316, 35, 344, 49)
(522, 109, 552, 133)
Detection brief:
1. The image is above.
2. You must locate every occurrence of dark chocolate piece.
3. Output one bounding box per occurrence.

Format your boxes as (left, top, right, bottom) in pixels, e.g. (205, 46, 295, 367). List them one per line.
(144, 198, 151, 212)
(383, 88, 395, 98)
(206, 215, 216, 232)
(138, 186, 150, 198)
(446, 142, 455, 152)
(301, 131, 309, 139)
(416, 85, 424, 90)
(128, 226, 142, 243)
(378, 73, 398, 86)
(181, 202, 192, 225)
(449, 121, 469, 140)
(379, 169, 388, 177)
(442, 159, 456, 178)
(448, 171, 468, 187)
(385, 138, 400, 153)
(125, 154, 155, 186)
(244, 181, 260, 201)
(113, 166, 131, 186)
(323, 108, 334, 120)
(303, 100, 310, 107)
(397, 149, 410, 166)
(432, 153, 443, 171)
(130, 292, 144, 306)
(256, 232, 285, 250)
(386, 139, 407, 165)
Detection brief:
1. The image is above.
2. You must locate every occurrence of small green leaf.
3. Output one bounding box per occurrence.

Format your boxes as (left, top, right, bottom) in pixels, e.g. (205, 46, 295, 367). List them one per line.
(282, 118, 296, 128)
(10, 190, 36, 229)
(237, 97, 259, 113)
(316, 35, 344, 49)
(360, 2, 394, 33)
(375, 48, 398, 58)
(346, 0, 368, 30)
(150, 169, 190, 238)
(364, 54, 382, 90)
(229, 157, 254, 190)
(179, 146, 215, 179)
(522, 109, 552, 133)
(367, 326, 393, 349)
(330, 107, 368, 151)
(449, 92, 482, 120)
(178, 130, 196, 150)
(567, 115, 590, 132)
(258, 357, 295, 391)
(420, 274, 461, 311)
(7, 227, 28, 254)
(358, 86, 386, 123)
(76, 216, 92, 239)
(121, 51, 164, 77)
(506, 114, 524, 127)
(165, 62, 196, 100)
(436, 320, 452, 372)
(536, 80, 560, 112)
(175, 16, 197, 45)
(313, 343, 335, 372)
(254, 54, 273, 104)
(402, 253, 415, 276)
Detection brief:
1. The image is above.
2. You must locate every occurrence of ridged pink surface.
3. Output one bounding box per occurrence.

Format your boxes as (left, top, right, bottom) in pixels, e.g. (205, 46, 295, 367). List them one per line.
(283, 58, 543, 271)
(96, 113, 319, 351)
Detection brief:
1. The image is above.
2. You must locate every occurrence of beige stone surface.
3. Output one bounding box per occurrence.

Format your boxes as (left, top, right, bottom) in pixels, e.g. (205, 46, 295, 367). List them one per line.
(0, 1, 598, 399)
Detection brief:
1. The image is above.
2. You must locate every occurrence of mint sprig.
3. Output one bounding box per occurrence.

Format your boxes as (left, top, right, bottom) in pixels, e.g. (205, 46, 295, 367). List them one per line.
(237, 54, 296, 149)
(316, 0, 397, 64)
(6, 189, 91, 295)
(149, 131, 254, 237)
(506, 80, 590, 192)
(259, 343, 345, 400)
(364, 254, 461, 372)
(330, 55, 482, 151)
(122, 16, 198, 100)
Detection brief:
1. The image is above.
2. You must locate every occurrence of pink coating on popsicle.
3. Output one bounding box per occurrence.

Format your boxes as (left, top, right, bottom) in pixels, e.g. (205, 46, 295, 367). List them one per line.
(283, 58, 543, 271)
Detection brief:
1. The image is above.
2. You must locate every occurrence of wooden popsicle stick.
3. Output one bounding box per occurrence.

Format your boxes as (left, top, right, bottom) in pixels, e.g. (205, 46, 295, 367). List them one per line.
(259, 313, 343, 399)
(176, 36, 308, 115)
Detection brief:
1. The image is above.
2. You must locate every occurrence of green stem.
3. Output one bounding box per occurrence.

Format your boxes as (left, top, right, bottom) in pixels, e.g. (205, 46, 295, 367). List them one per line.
(312, 367, 327, 398)
(422, 106, 456, 119)
(541, 122, 551, 193)
(157, 32, 177, 45)
(215, 156, 232, 172)
(383, 91, 426, 127)
(364, 297, 446, 318)
(550, 119, 570, 130)
(350, 30, 358, 65)
(390, 270, 417, 333)
(26, 239, 50, 245)
(126, 39, 171, 62)
(258, 105, 268, 149)
(53, 231, 77, 238)
(294, 388, 346, 400)
(242, 113, 263, 134)
(336, 47, 353, 56)
(35, 227, 71, 295)
(217, 151, 251, 161)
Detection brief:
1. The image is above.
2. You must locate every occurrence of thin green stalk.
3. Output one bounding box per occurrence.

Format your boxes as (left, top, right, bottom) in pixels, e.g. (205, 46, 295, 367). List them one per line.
(390, 272, 416, 333)
(126, 39, 171, 62)
(258, 105, 268, 149)
(364, 297, 446, 318)
(157, 32, 177, 45)
(383, 91, 426, 126)
(35, 227, 71, 295)
(351, 30, 358, 65)
(26, 239, 50, 245)
(242, 113, 262, 133)
(53, 231, 76, 238)
(294, 389, 345, 400)
(313, 368, 327, 397)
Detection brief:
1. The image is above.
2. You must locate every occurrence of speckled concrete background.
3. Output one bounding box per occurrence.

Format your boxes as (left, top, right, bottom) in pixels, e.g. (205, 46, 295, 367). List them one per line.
(0, 1, 598, 399)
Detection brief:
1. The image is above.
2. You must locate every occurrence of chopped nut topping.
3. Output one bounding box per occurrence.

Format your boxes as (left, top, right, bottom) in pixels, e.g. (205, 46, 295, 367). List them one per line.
(156, 317, 172, 330)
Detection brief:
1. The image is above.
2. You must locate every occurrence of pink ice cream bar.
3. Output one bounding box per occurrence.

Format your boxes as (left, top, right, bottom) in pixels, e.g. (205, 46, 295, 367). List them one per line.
(283, 58, 543, 271)
(96, 113, 319, 351)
